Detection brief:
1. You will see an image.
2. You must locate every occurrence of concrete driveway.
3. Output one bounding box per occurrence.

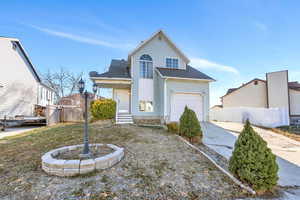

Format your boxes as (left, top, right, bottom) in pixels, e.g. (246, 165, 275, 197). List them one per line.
(201, 122, 300, 187)
(0, 126, 41, 139)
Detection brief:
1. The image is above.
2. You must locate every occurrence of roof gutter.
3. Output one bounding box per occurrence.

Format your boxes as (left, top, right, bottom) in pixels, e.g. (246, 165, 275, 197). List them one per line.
(15, 41, 41, 82)
(90, 77, 132, 81)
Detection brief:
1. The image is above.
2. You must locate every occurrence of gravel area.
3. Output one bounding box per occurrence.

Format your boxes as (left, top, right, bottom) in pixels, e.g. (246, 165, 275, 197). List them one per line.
(1, 124, 248, 200)
(55, 145, 114, 160)
(197, 143, 230, 172)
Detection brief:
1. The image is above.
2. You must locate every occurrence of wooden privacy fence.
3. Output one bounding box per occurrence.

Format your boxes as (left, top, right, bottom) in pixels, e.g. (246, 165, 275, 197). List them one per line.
(46, 105, 84, 126)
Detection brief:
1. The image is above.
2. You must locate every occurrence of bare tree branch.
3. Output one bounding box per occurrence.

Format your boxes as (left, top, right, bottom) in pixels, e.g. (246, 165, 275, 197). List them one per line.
(42, 67, 83, 102)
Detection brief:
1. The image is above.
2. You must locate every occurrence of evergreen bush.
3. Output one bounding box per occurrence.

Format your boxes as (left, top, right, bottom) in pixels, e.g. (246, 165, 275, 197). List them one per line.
(229, 120, 278, 192)
(179, 106, 202, 142)
(90, 99, 116, 120)
(166, 122, 179, 134)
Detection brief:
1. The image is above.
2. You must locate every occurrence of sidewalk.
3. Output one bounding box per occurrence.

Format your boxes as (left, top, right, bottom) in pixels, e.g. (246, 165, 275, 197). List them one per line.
(0, 126, 41, 139)
(201, 122, 300, 187)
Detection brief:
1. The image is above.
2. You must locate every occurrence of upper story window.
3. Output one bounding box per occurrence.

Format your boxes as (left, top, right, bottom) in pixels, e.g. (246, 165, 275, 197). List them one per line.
(166, 58, 179, 69)
(139, 54, 153, 79)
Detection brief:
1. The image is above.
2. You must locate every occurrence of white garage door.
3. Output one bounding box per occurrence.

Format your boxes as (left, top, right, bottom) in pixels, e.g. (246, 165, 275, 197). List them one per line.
(170, 93, 203, 122)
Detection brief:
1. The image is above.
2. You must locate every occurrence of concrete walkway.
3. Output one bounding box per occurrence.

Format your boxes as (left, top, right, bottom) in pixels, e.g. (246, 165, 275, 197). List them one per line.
(213, 121, 300, 167)
(201, 122, 300, 187)
(0, 126, 41, 139)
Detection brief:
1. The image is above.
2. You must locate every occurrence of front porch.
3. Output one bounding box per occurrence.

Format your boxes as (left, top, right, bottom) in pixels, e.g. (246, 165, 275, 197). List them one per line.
(93, 78, 133, 124)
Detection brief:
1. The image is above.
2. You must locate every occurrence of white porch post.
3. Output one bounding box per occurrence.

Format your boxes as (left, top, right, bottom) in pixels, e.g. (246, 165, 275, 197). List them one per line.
(163, 78, 167, 120)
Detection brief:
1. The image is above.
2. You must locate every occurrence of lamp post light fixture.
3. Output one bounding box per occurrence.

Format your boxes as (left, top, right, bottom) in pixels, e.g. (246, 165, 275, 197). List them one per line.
(78, 78, 98, 158)
(92, 83, 97, 100)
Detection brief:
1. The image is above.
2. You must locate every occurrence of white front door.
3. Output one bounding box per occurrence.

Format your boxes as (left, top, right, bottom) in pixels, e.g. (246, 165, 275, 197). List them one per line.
(170, 93, 203, 121)
(114, 89, 130, 113)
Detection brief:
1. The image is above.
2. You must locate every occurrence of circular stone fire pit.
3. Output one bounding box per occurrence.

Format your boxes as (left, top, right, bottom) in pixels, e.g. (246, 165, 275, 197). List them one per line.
(41, 144, 124, 177)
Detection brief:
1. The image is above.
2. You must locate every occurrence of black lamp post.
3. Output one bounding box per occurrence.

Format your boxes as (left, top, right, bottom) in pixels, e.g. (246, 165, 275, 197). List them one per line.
(78, 78, 98, 158)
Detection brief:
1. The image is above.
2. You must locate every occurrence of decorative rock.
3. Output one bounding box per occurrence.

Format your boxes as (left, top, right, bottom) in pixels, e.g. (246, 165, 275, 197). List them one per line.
(64, 168, 79, 176)
(64, 160, 80, 169)
(95, 157, 109, 170)
(50, 168, 64, 177)
(41, 143, 124, 177)
(80, 159, 96, 174)
(45, 159, 65, 169)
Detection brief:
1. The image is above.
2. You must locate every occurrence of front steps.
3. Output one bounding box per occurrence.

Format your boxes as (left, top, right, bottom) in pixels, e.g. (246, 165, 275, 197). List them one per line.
(116, 113, 134, 124)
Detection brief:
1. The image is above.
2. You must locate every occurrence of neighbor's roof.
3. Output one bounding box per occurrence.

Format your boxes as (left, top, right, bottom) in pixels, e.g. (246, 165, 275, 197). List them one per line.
(1, 37, 41, 82)
(156, 65, 215, 81)
(89, 59, 131, 79)
(211, 105, 223, 109)
(128, 30, 190, 63)
(222, 78, 266, 98)
(14, 41, 41, 82)
(289, 81, 300, 91)
(0, 36, 55, 91)
(222, 78, 300, 98)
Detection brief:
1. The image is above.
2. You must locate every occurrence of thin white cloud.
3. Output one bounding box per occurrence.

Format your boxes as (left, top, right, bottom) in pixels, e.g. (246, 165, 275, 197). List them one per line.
(253, 21, 268, 32)
(289, 70, 300, 81)
(190, 57, 239, 74)
(30, 25, 134, 50)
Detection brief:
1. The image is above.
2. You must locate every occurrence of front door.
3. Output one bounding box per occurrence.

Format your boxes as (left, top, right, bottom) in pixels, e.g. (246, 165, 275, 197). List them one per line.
(114, 89, 130, 113)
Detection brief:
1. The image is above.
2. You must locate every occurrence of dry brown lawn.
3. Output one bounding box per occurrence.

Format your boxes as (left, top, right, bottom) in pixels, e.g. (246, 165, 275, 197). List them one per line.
(0, 123, 248, 200)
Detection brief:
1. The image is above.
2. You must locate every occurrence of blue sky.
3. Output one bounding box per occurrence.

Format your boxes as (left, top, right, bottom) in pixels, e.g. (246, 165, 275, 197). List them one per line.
(1, 0, 300, 106)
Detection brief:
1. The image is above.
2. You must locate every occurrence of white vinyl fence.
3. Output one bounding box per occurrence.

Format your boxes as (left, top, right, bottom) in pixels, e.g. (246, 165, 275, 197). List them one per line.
(210, 107, 290, 128)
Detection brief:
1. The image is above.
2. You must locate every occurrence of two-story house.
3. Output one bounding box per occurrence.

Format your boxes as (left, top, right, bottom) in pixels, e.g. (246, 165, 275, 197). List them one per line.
(90, 30, 215, 124)
(0, 36, 55, 119)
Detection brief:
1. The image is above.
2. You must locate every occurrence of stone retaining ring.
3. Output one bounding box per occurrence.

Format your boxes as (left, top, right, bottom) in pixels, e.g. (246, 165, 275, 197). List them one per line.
(41, 144, 124, 177)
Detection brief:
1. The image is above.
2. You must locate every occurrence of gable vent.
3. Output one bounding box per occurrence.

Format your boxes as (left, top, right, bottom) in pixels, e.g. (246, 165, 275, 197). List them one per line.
(12, 41, 17, 50)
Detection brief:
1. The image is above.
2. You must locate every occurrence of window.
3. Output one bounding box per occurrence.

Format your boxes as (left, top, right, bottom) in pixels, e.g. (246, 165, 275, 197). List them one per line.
(139, 101, 153, 112)
(166, 58, 179, 69)
(254, 80, 258, 85)
(139, 54, 153, 78)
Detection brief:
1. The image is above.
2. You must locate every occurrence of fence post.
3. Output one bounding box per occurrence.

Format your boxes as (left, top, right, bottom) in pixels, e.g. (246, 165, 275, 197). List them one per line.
(46, 105, 49, 126)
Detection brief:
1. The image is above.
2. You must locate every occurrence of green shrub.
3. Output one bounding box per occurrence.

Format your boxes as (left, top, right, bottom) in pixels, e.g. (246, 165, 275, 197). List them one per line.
(229, 120, 278, 192)
(90, 99, 116, 120)
(179, 106, 202, 142)
(166, 122, 179, 134)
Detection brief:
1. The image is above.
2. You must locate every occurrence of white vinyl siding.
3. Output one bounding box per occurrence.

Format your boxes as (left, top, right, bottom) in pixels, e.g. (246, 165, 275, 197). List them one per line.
(131, 33, 187, 117)
(0, 38, 39, 117)
(290, 89, 300, 115)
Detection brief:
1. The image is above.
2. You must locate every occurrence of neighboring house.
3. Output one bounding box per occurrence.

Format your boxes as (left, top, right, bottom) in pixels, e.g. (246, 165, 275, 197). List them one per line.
(220, 70, 300, 123)
(90, 30, 215, 124)
(0, 37, 55, 118)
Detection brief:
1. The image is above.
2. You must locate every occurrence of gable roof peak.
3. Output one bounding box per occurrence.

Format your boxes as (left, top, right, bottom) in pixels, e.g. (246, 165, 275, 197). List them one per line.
(128, 30, 190, 63)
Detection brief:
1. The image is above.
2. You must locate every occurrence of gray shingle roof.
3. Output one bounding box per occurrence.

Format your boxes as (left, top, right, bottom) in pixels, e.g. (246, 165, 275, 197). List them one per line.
(156, 65, 215, 81)
(289, 81, 300, 91)
(89, 59, 131, 79)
